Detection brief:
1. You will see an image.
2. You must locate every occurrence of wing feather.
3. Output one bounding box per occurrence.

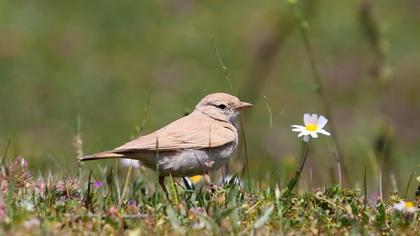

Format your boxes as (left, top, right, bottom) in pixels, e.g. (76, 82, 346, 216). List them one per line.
(114, 111, 237, 152)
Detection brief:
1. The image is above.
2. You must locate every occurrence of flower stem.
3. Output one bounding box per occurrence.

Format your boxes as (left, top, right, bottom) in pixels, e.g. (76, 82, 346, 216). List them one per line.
(282, 140, 311, 199)
(288, 0, 347, 184)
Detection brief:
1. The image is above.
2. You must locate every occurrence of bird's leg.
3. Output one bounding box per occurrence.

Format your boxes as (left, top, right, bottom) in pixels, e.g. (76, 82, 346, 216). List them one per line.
(203, 160, 216, 187)
(203, 170, 221, 192)
(203, 173, 212, 186)
(203, 160, 222, 191)
(159, 176, 169, 199)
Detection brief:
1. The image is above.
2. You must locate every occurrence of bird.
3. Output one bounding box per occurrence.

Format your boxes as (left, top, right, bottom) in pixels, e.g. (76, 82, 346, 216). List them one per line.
(79, 93, 253, 196)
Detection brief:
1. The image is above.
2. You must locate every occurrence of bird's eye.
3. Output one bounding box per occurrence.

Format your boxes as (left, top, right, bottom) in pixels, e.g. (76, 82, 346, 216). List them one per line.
(216, 104, 227, 109)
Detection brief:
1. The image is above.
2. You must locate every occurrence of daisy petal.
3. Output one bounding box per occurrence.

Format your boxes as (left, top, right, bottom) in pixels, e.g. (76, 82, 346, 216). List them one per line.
(310, 132, 318, 138)
(292, 126, 305, 132)
(318, 129, 331, 136)
(298, 130, 310, 137)
(317, 116, 328, 129)
(310, 114, 318, 124)
(303, 135, 310, 142)
(393, 201, 405, 211)
(303, 114, 311, 125)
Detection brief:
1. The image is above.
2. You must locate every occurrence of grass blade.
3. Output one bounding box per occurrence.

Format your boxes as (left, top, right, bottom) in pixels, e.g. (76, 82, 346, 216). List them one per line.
(404, 168, 418, 199)
(1, 138, 11, 165)
(253, 205, 274, 229)
(168, 174, 179, 205)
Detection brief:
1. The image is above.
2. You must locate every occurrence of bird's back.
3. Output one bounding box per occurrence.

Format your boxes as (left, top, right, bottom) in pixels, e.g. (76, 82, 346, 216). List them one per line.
(114, 111, 237, 153)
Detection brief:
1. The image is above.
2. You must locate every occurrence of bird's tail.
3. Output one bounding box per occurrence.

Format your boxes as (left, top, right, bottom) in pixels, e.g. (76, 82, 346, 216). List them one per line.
(79, 151, 125, 162)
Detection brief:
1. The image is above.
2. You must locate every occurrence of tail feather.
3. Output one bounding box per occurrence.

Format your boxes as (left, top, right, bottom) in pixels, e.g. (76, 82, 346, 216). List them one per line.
(79, 151, 125, 162)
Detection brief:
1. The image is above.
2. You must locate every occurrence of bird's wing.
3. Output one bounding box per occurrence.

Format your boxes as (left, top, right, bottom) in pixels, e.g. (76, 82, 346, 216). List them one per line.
(113, 111, 237, 153)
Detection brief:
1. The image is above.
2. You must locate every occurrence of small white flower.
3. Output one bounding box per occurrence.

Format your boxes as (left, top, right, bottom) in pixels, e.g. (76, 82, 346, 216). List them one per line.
(393, 200, 419, 213)
(219, 175, 243, 188)
(120, 159, 141, 168)
(21, 199, 34, 212)
(291, 113, 331, 142)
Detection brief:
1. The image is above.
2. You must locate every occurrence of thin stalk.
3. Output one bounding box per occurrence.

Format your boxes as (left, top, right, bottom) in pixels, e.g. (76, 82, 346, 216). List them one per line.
(155, 138, 160, 186)
(136, 88, 153, 137)
(114, 160, 122, 205)
(211, 33, 234, 92)
(389, 172, 398, 193)
(1, 138, 11, 165)
(74, 114, 84, 178)
(239, 116, 251, 191)
(337, 159, 342, 187)
(212, 33, 232, 183)
(404, 168, 417, 199)
(212, 34, 251, 189)
(363, 166, 368, 209)
(121, 162, 133, 201)
(84, 170, 93, 210)
(205, 123, 214, 186)
(282, 140, 311, 199)
(288, 0, 346, 182)
(122, 90, 153, 201)
(262, 96, 273, 160)
(330, 146, 343, 187)
(378, 168, 383, 202)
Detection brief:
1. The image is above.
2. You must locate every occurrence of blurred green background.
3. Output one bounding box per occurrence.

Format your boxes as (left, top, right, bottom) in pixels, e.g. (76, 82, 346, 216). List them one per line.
(1, 0, 419, 194)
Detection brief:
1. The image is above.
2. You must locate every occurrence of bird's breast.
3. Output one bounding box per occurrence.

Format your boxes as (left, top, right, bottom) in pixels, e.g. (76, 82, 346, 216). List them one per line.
(156, 141, 238, 177)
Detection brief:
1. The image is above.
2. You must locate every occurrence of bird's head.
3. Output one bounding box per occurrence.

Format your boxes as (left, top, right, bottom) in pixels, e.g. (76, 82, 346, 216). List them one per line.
(195, 93, 253, 123)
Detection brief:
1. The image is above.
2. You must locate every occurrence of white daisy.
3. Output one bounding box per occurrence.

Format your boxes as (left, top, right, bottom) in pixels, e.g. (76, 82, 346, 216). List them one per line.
(291, 113, 331, 142)
(219, 175, 243, 188)
(21, 199, 35, 212)
(393, 200, 419, 214)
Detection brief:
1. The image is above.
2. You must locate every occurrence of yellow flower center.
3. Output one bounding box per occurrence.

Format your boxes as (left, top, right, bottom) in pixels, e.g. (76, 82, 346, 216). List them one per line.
(190, 175, 203, 183)
(405, 201, 415, 208)
(306, 124, 318, 131)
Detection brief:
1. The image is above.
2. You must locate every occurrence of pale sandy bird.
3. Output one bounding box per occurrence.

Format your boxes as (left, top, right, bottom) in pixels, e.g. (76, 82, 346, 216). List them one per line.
(80, 93, 252, 196)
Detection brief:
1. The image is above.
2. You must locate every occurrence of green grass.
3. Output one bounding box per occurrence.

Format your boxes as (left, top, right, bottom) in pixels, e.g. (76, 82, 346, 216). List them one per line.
(1, 0, 419, 190)
(1, 0, 420, 234)
(0, 157, 418, 235)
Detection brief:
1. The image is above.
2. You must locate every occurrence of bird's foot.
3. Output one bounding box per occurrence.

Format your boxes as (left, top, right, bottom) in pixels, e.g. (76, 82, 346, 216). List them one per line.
(201, 174, 223, 192)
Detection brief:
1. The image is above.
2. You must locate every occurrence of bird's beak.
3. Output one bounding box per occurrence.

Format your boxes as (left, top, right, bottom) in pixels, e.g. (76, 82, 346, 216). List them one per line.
(235, 101, 253, 110)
